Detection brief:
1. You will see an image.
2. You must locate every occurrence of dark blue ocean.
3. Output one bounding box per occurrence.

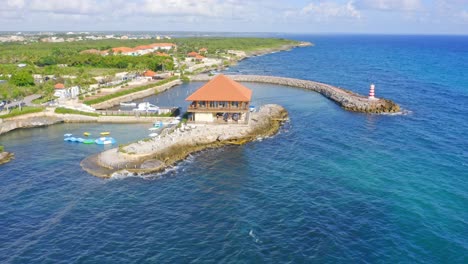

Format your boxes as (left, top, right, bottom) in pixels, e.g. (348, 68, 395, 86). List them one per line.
(1, 35, 467, 263)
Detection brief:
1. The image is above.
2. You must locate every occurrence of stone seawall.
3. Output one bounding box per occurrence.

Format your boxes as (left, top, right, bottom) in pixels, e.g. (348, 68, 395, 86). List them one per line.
(0, 111, 174, 135)
(91, 80, 182, 110)
(191, 75, 400, 113)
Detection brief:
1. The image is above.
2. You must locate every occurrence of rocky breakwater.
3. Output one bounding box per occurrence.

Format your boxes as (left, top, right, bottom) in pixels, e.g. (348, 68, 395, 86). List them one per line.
(191, 75, 400, 114)
(0, 151, 14, 165)
(81, 104, 288, 178)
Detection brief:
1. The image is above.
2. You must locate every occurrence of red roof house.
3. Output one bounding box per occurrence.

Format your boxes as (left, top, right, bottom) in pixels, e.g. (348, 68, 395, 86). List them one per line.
(185, 74, 252, 123)
(143, 70, 157, 77)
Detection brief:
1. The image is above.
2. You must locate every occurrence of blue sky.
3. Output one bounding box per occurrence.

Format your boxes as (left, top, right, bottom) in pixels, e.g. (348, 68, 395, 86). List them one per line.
(1, 0, 467, 34)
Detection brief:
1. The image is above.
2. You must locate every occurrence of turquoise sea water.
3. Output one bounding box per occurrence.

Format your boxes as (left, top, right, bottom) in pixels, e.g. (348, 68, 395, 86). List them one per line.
(0, 35, 467, 263)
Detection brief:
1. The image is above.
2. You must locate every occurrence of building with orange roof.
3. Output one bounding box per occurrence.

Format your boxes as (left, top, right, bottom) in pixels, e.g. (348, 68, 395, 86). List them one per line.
(143, 70, 157, 77)
(155, 52, 170, 57)
(111, 47, 136, 55)
(187, 51, 199, 57)
(195, 54, 205, 61)
(54, 83, 65, 89)
(149, 43, 177, 50)
(185, 74, 252, 123)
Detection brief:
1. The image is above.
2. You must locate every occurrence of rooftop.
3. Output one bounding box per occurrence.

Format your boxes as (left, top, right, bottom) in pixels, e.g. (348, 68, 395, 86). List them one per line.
(185, 74, 252, 102)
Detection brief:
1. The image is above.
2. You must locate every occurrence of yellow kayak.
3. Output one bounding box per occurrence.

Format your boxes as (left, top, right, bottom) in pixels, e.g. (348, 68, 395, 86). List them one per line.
(100, 132, 110, 136)
(83, 132, 91, 136)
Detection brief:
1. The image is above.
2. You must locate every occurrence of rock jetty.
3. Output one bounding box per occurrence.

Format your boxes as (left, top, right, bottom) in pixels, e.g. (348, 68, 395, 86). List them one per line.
(191, 75, 400, 114)
(81, 104, 288, 178)
(0, 151, 14, 165)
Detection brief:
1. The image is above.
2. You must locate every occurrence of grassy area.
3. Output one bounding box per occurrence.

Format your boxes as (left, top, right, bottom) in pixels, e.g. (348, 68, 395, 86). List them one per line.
(83, 76, 178, 105)
(0, 106, 44, 119)
(173, 37, 300, 53)
(54, 107, 99, 117)
(0, 145, 4, 152)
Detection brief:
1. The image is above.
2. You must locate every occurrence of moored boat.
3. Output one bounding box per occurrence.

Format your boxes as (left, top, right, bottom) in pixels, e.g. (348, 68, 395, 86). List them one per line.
(84, 132, 91, 136)
(133, 102, 159, 113)
(120, 102, 137, 107)
(95, 137, 116, 145)
(100, 132, 110, 136)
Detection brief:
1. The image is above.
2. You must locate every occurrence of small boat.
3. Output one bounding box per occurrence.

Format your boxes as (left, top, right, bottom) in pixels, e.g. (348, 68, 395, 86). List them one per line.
(77, 138, 85, 143)
(148, 127, 159, 131)
(120, 102, 137, 107)
(153, 121, 163, 128)
(95, 137, 116, 145)
(84, 132, 91, 136)
(83, 139, 95, 144)
(133, 102, 159, 113)
(64, 133, 72, 137)
(64, 137, 78, 142)
(100, 132, 110, 136)
(249, 105, 256, 112)
(149, 133, 158, 137)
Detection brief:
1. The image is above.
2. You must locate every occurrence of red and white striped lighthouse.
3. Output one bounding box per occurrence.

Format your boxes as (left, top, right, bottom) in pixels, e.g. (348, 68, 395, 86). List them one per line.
(369, 84, 375, 100)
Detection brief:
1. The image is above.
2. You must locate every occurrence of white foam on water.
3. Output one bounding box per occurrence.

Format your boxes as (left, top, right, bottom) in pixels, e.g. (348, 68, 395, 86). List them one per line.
(249, 229, 262, 243)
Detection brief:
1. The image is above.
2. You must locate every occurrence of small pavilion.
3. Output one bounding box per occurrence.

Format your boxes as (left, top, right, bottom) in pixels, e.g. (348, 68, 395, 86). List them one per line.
(185, 74, 252, 123)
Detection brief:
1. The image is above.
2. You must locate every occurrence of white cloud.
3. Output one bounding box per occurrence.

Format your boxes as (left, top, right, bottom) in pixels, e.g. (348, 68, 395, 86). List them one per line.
(460, 10, 468, 21)
(0, 0, 25, 10)
(289, 1, 361, 20)
(29, 0, 107, 15)
(136, 0, 253, 19)
(355, 0, 423, 11)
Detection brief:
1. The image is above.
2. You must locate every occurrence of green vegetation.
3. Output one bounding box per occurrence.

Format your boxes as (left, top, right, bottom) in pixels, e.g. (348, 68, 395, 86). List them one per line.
(0, 37, 299, 101)
(10, 71, 35, 87)
(83, 76, 178, 105)
(173, 37, 299, 54)
(0, 106, 44, 119)
(54, 107, 99, 117)
(0, 145, 4, 152)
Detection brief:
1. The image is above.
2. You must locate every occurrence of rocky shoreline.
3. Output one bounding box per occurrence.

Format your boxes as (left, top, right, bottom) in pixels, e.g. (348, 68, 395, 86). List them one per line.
(81, 104, 288, 178)
(242, 41, 313, 59)
(190, 74, 400, 114)
(0, 151, 14, 165)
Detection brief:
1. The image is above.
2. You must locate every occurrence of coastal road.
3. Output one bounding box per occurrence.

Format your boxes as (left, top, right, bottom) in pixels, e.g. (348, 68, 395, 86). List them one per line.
(3, 94, 42, 109)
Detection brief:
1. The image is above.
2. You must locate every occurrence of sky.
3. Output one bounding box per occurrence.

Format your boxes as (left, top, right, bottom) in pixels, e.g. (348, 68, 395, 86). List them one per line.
(0, 0, 467, 34)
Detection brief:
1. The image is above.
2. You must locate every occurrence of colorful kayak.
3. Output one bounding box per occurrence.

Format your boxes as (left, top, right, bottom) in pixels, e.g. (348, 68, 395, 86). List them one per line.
(95, 137, 116, 145)
(83, 139, 95, 144)
(64, 133, 72, 137)
(84, 132, 91, 136)
(100, 132, 110, 136)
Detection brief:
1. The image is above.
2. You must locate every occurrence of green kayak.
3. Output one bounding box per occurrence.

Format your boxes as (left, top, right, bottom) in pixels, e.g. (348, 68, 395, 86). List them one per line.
(83, 139, 95, 144)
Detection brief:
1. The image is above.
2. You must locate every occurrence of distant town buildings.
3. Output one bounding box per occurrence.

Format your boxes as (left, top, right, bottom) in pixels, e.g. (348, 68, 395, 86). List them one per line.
(80, 43, 177, 56)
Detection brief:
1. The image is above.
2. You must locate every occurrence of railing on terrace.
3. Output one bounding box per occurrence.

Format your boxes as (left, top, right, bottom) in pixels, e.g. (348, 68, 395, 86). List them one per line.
(188, 105, 249, 112)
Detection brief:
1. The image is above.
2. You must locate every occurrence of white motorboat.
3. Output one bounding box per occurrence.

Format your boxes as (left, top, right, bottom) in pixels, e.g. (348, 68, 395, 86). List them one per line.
(133, 102, 159, 112)
(120, 102, 137, 107)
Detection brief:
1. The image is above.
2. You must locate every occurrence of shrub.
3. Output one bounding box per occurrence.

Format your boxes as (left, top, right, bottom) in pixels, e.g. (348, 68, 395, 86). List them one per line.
(0, 106, 44, 119)
(0, 145, 4, 152)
